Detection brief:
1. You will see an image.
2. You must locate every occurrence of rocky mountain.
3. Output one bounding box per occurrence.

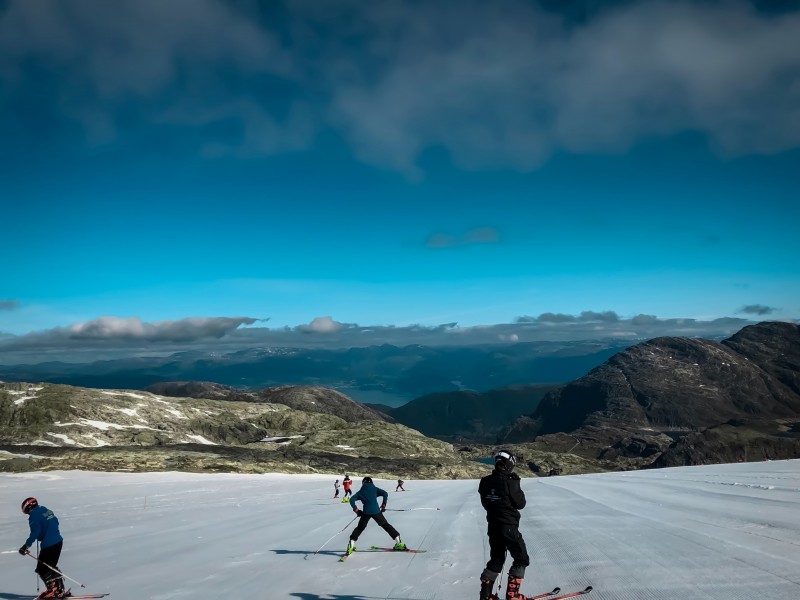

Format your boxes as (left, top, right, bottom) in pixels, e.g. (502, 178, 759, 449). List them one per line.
(146, 381, 392, 423)
(0, 381, 490, 479)
(0, 341, 629, 407)
(499, 322, 800, 472)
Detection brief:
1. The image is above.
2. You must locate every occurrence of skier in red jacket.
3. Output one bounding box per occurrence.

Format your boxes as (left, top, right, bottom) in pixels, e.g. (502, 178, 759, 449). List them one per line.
(341, 475, 353, 502)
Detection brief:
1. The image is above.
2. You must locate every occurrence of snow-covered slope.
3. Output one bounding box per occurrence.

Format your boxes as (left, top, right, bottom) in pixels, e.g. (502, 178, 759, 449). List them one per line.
(1, 461, 799, 600)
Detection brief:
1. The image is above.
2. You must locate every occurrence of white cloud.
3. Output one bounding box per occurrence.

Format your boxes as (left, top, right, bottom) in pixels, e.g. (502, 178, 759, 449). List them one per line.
(296, 316, 347, 334)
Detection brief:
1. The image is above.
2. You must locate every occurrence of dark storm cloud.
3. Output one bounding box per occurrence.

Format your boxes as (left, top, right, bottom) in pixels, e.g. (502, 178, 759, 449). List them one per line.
(519, 311, 620, 323)
(2, 0, 799, 173)
(579, 311, 620, 322)
(631, 314, 659, 325)
(738, 304, 777, 315)
(425, 227, 501, 249)
(0, 300, 19, 310)
(525, 313, 578, 323)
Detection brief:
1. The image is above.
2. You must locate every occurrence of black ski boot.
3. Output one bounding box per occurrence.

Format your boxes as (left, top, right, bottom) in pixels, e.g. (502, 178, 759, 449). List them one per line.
(480, 575, 498, 600)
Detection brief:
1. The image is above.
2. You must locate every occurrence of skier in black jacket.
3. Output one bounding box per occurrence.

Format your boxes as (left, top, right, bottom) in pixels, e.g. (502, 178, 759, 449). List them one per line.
(478, 450, 529, 600)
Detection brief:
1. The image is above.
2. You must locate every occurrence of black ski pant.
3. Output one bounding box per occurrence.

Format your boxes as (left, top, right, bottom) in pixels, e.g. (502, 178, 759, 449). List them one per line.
(35, 541, 62, 584)
(484, 523, 529, 579)
(344, 489, 352, 498)
(350, 512, 399, 542)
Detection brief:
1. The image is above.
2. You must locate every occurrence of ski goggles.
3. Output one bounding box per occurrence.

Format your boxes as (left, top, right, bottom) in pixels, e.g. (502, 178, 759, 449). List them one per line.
(494, 451, 516, 466)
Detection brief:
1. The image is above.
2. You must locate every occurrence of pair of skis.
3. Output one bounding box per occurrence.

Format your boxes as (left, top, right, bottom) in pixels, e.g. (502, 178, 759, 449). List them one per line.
(339, 545, 427, 561)
(31, 595, 109, 600)
(493, 585, 592, 600)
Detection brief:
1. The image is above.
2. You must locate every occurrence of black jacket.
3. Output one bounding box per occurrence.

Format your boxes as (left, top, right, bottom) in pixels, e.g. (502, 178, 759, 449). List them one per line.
(479, 469, 526, 527)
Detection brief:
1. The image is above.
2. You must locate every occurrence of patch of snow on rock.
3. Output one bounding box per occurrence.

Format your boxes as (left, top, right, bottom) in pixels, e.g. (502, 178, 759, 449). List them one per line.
(186, 435, 217, 445)
(0, 449, 47, 459)
(56, 419, 157, 431)
(261, 435, 303, 443)
(82, 434, 110, 447)
(101, 391, 148, 400)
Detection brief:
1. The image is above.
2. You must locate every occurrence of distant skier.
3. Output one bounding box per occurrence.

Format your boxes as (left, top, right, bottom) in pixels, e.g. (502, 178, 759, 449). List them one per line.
(396, 479, 405, 492)
(478, 451, 529, 600)
(19, 497, 68, 599)
(341, 475, 353, 502)
(346, 477, 406, 555)
(334, 479, 341, 499)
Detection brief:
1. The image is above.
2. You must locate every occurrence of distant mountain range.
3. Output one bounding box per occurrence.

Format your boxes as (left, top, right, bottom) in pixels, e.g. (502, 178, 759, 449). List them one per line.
(2, 322, 797, 477)
(0, 340, 629, 407)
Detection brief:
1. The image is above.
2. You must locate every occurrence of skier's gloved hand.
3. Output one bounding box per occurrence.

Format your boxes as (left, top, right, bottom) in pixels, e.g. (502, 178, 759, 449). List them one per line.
(380, 503, 386, 512)
(354, 509, 363, 516)
(18, 545, 28, 555)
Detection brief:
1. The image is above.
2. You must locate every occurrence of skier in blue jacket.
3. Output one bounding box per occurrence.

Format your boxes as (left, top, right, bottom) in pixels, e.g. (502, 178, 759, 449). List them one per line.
(19, 497, 67, 599)
(346, 477, 405, 555)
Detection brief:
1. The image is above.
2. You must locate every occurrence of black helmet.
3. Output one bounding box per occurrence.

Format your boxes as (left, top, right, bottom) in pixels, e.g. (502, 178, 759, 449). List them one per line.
(21, 497, 38, 514)
(494, 450, 517, 474)
(362, 476, 373, 484)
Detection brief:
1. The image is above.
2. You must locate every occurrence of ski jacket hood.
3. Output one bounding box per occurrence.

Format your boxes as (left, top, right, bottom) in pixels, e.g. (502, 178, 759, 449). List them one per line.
(349, 481, 389, 515)
(478, 469, 526, 527)
(25, 505, 63, 549)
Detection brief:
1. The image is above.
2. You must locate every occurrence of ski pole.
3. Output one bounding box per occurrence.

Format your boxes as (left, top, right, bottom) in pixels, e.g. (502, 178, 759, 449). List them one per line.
(25, 551, 87, 589)
(386, 507, 440, 511)
(313, 515, 359, 555)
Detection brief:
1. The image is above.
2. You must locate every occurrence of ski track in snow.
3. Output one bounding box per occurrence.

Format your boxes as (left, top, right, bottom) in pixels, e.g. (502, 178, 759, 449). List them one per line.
(1, 462, 799, 599)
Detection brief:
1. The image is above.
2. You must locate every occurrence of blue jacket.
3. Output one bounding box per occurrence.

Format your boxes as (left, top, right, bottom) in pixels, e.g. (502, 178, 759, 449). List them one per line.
(25, 505, 63, 549)
(350, 481, 389, 515)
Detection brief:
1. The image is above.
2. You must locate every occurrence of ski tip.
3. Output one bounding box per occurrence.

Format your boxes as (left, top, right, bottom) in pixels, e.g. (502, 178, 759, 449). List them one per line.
(552, 587, 561, 594)
(584, 586, 593, 593)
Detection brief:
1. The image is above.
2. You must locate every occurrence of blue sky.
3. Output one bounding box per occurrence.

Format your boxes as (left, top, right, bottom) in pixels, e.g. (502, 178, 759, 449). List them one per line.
(1, 0, 799, 360)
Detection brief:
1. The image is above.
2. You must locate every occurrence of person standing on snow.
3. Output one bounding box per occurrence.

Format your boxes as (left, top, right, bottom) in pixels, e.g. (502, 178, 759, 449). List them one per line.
(346, 477, 406, 555)
(19, 497, 68, 599)
(478, 451, 530, 600)
(341, 475, 353, 502)
(334, 479, 341, 498)
(395, 479, 405, 492)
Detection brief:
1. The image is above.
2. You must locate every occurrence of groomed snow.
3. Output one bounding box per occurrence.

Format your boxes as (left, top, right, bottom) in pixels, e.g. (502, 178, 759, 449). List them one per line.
(1, 460, 799, 600)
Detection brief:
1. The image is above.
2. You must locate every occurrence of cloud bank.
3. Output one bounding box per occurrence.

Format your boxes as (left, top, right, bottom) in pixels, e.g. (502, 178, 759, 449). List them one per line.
(0, 311, 785, 364)
(3, 316, 259, 349)
(1, 0, 799, 173)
